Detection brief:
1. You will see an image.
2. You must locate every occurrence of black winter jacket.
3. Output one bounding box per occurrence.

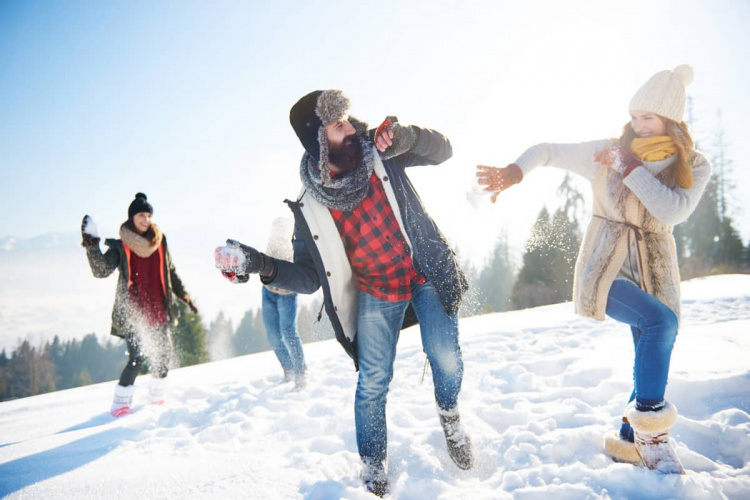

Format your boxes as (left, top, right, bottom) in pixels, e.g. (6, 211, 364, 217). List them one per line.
(85, 236, 187, 338)
(263, 127, 467, 369)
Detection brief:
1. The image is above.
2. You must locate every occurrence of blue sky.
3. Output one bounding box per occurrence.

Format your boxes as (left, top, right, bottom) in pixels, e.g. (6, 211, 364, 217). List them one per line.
(2, 0, 749, 266)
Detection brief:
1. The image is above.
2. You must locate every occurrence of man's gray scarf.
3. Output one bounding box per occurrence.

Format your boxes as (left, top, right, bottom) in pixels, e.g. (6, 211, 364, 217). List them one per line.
(299, 137, 374, 212)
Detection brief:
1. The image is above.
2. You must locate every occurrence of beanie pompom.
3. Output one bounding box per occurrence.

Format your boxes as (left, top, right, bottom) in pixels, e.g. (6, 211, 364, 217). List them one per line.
(128, 192, 153, 219)
(673, 65, 694, 88)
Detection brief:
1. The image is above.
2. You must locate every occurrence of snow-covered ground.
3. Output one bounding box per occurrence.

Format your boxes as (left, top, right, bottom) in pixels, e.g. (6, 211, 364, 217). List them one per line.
(1, 275, 749, 499)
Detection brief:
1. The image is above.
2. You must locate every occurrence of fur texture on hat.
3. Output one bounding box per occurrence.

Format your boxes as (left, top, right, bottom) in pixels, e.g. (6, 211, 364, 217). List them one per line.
(629, 65, 694, 122)
(315, 90, 350, 124)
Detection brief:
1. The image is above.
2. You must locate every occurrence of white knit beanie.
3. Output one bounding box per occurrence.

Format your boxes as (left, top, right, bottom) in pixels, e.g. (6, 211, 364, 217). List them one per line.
(629, 65, 694, 122)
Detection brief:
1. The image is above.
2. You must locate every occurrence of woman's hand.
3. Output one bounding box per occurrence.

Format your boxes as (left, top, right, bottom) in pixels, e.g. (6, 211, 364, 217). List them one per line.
(81, 215, 100, 247)
(594, 147, 641, 177)
(476, 164, 523, 203)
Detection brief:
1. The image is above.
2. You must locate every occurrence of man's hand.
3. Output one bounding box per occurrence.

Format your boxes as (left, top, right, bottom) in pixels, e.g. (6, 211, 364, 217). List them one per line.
(476, 164, 523, 203)
(374, 116, 417, 159)
(81, 215, 100, 247)
(214, 239, 274, 283)
(594, 147, 641, 177)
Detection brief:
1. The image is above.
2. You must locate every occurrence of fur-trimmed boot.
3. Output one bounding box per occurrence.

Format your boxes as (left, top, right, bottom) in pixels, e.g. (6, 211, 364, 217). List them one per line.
(111, 384, 135, 417)
(604, 416, 641, 464)
(438, 405, 474, 470)
(148, 376, 167, 405)
(626, 401, 685, 474)
(361, 457, 388, 497)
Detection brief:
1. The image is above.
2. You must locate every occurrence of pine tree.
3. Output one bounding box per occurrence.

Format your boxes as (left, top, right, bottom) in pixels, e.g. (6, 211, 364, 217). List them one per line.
(477, 237, 516, 313)
(512, 207, 556, 308)
(679, 107, 744, 277)
(512, 172, 584, 309)
(453, 245, 483, 317)
(208, 311, 234, 361)
(172, 302, 209, 366)
(710, 110, 744, 271)
(232, 308, 270, 356)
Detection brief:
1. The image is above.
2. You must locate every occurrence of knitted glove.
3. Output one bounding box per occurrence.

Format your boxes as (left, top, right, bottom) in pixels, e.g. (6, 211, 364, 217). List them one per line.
(475, 163, 523, 203)
(373, 116, 417, 160)
(214, 239, 274, 283)
(81, 215, 100, 247)
(594, 147, 642, 177)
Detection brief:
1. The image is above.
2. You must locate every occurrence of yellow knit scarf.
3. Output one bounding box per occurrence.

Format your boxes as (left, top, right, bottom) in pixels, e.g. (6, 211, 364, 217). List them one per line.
(630, 136, 676, 161)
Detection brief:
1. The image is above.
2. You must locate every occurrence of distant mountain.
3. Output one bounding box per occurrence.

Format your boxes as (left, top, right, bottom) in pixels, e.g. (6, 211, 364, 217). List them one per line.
(0, 237, 16, 251)
(0, 233, 80, 252)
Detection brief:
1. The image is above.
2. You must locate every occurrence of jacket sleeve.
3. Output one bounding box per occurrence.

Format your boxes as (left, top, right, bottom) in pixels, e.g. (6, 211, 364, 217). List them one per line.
(623, 153, 712, 226)
(166, 247, 188, 301)
(514, 139, 615, 182)
(389, 126, 453, 168)
(85, 242, 120, 278)
(262, 224, 322, 294)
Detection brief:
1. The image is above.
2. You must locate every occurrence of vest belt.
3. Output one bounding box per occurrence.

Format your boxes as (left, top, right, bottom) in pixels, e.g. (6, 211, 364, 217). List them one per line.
(593, 215, 649, 294)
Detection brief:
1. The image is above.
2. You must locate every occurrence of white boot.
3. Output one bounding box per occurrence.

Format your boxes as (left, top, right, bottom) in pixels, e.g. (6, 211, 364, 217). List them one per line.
(627, 401, 685, 474)
(603, 416, 640, 464)
(148, 376, 167, 405)
(111, 384, 135, 417)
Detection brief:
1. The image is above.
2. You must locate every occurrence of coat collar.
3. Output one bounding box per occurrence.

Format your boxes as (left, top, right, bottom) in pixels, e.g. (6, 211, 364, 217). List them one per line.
(119, 223, 163, 258)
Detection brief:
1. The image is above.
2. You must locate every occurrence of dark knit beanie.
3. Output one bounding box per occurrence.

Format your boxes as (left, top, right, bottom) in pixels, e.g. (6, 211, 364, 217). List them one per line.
(128, 192, 153, 219)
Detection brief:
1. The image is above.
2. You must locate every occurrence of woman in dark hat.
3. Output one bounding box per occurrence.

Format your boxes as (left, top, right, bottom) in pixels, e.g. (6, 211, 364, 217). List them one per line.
(82, 193, 198, 416)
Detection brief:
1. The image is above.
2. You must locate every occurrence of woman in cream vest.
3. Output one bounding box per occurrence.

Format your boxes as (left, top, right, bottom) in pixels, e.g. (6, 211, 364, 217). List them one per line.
(476, 65, 710, 474)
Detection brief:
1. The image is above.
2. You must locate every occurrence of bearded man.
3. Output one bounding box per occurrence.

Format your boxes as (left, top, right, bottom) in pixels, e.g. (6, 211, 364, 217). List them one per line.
(215, 90, 473, 497)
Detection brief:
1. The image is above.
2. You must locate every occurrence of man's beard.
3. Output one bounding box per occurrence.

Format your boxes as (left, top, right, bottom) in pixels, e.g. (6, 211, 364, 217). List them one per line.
(328, 134, 363, 174)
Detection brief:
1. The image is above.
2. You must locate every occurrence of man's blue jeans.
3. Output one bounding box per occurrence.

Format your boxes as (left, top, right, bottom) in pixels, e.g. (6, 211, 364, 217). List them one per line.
(262, 287, 307, 375)
(355, 281, 463, 463)
(605, 279, 678, 409)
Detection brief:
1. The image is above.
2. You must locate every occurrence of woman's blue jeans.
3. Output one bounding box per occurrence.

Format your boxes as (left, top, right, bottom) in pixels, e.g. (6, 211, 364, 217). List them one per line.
(355, 281, 463, 464)
(261, 287, 306, 375)
(605, 279, 679, 410)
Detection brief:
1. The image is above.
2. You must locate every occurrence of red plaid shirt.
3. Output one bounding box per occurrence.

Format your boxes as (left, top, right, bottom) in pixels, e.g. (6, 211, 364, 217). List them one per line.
(330, 173, 425, 301)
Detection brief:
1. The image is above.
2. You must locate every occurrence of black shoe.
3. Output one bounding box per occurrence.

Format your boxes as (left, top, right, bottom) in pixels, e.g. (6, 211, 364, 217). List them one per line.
(439, 409, 474, 470)
(361, 458, 389, 497)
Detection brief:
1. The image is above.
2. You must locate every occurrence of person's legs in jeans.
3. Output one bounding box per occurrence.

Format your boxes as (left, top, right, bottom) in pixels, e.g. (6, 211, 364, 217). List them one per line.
(262, 287, 295, 374)
(411, 281, 463, 412)
(277, 293, 306, 375)
(605, 280, 678, 409)
(355, 292, 408, 465)
(618, 327, 641, 441)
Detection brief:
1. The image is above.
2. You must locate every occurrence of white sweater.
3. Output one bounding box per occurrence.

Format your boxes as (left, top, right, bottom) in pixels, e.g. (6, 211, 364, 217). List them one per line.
(515, 140, 711, 227)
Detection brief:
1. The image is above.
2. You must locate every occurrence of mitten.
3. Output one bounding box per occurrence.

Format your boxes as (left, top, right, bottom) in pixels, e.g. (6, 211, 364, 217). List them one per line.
(475, 163, 524, 203)
(594, 147, 642, 177)
(214, 239, 274, 283)
(374, 116, 417, 160)
(81, 215, 100, 247)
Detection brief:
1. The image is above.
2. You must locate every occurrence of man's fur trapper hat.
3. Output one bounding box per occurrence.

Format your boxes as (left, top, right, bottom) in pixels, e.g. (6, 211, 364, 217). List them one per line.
(290, 89, 369, 185)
